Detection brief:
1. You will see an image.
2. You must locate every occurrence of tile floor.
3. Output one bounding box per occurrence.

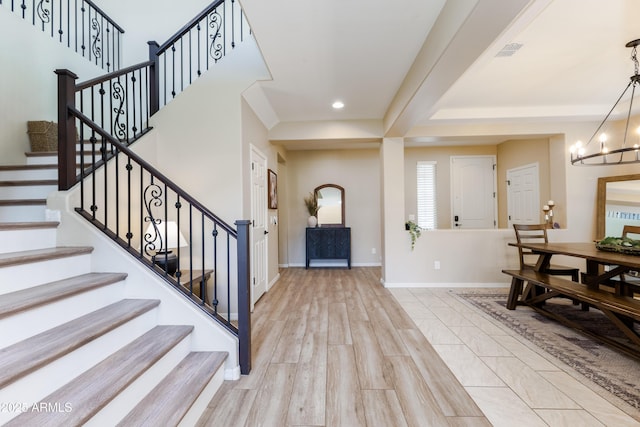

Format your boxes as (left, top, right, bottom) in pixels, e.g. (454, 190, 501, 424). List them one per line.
(389, 287, 640, 427)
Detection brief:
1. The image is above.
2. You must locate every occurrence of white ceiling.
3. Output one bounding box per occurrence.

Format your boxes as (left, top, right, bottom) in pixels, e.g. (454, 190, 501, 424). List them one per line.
(240, 0, 640, 149)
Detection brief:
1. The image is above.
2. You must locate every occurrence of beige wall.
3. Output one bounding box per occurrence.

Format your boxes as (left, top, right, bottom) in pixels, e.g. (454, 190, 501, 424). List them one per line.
(404, 145, 497, 229)
(285, 148, 382, 266)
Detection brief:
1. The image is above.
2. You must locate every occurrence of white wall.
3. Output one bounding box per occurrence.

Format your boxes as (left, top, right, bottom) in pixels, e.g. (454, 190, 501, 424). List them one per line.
(0, 10, 105, 163)
(93, 0, 214, 66)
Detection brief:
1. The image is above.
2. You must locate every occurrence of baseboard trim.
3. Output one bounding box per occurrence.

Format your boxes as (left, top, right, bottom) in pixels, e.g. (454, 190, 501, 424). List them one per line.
(225, 365, 241, 381)
(382, 282, 510, 288)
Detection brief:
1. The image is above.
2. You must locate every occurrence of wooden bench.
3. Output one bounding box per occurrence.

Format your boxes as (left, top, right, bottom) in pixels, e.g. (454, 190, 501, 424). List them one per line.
(503, 269, 640, 318)
(502, 268, 640, 351)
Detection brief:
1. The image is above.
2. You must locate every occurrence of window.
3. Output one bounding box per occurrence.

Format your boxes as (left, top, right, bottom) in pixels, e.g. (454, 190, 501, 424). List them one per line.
(417, 161, 437, 229)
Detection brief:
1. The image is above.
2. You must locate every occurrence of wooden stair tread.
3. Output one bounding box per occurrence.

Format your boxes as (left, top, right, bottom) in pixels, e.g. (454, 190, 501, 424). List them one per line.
(0, 221, 59, 231)
(25, 151, 94, 156)
(0, 272, 128, 319)
(0, 199, 46, 206)
(5, 325, 194, 427)
(0, 179, 57, 186)
(0, 246, 93, 268)
(118, 351, 227, 426)
(0, 164, 57, 170)
(0, 299, 159, 388)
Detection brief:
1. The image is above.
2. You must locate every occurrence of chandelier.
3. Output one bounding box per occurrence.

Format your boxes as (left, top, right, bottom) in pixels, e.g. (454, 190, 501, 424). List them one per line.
(570, 39, 640, 165)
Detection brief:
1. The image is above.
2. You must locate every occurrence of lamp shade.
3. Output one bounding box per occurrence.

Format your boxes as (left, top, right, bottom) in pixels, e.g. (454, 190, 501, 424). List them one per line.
(144, 221, 188, 252)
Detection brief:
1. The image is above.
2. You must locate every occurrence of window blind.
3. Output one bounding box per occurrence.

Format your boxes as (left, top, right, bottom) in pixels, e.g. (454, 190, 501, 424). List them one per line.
(417, 161, 437, 229)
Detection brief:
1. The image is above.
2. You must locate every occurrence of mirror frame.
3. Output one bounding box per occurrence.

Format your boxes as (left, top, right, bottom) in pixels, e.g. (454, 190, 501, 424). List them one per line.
(596, 173, 640, 239)
(315, 184, 345, 227)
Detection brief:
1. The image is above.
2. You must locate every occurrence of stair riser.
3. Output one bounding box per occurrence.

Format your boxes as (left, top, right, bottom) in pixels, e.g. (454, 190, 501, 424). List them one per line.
(85, 335, 192, 427)
(0, 169, 57, 181)
(178, 366, 225, 426)
(0, 309, 159, 426)
(0, 205, 46, 222)
(0, 281, 125, 349)
(0, 228, 57, 253)
(0, 185, 57, 200)
(0, 254, 92, 295)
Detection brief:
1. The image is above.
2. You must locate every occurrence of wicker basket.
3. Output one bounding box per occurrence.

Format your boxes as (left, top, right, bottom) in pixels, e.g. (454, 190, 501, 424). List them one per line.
(27, 121, 58, 152)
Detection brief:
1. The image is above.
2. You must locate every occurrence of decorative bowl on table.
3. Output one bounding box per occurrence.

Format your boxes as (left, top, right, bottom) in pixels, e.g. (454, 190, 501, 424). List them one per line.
(595, 236, 640, 255)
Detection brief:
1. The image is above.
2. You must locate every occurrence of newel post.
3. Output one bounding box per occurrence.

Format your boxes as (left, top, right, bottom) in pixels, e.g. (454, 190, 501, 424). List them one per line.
(148, 41, 160, 116)
(235, 219, 252, 375)
(55, 69, 78, 191)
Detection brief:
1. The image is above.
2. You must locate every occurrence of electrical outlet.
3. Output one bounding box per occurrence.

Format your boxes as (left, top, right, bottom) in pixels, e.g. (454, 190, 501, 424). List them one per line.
(434, 261, 441, 270)
(371, 248, 376, 254)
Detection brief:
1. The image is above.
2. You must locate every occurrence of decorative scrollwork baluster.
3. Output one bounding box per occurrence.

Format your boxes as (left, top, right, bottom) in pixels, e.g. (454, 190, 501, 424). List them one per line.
(112, 79, 127, 142)
(143, 183, 163, 257)
(208, 10, 223, 62)
(91, 17, 102, 59)
(36, 0, 51, 25)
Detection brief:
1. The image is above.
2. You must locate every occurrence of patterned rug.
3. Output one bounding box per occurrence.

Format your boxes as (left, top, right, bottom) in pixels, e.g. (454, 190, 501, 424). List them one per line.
(454, 289, 640, 413)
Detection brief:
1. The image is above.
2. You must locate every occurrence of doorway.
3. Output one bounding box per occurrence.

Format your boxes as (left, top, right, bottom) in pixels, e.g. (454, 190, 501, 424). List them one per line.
(506, 162, 540, 228)
(450, 155, 497, 229)
(250, 145, 268, 309)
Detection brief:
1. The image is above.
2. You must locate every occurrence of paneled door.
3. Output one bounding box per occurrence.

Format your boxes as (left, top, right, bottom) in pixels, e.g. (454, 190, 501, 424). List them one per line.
(507, 162, 540, 228)
(250, 146, 267, 309)
(451, 156, 497, 229)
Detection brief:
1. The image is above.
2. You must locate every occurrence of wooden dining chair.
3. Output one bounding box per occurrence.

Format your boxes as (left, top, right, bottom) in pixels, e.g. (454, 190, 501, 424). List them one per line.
(617, 225, 640, 296)
(512, 223, 580, 281)
(622, 225, 640, 239)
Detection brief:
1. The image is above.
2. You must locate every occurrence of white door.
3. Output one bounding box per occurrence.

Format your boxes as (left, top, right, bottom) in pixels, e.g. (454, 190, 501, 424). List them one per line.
(250, 146, 267, 309)
(451, 156, 497, 229)
(507, 163, 540, 227)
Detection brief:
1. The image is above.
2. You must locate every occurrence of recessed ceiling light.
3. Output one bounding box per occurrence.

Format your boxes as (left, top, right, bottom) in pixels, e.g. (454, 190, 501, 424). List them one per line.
(332, 101, 344, 109)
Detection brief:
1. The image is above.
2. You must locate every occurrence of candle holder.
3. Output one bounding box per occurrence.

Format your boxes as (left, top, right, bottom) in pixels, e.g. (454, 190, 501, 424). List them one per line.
(542, 200, 555, 228)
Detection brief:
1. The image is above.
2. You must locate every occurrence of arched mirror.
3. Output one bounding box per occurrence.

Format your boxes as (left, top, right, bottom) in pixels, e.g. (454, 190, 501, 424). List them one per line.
(315, 184, 345, 227)
(596, 174, 640, 239)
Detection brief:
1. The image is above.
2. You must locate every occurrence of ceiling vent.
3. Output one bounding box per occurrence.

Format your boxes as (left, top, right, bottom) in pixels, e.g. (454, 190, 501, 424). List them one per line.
(495, 43, 523, 57)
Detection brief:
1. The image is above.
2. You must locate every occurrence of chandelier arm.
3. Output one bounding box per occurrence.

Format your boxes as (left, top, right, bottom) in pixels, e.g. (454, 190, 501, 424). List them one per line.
(622, 80, 638, 147)
(613, 80, 639, 163)
(585, 79, 634, 147)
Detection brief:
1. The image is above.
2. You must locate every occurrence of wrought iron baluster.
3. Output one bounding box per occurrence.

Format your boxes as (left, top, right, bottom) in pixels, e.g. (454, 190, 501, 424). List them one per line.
(90, 131, 97, 220)
(91, 13, 101, 64)
(112, 77, 126, 142)
(202, 213, 207, 308)
(102, 135, 108, 229)
(180, 37, 184, 93)
(131, 72, 137, 140)
(209, 8, 222, 63)
(105, 25, 110, 71)
(197, 23, 201, 77)
(80, 2, 85, 57)
(171, 45, 176, 98)
(124, 72, 130, 143)
(126, 159, 132, 247)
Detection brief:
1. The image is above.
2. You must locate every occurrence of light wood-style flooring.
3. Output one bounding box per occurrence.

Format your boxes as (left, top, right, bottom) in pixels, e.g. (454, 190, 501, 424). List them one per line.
(197, 267, 490, 427)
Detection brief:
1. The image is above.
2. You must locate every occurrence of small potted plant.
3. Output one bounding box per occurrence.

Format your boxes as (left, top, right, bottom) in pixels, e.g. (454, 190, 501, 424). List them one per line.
(405, 220, 422, 250)
(304, 192, 318, 227)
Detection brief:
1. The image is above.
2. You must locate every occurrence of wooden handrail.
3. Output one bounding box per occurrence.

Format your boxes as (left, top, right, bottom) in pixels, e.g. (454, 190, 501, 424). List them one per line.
(155, 0, 225, 56)
(68, 106, 238, 237)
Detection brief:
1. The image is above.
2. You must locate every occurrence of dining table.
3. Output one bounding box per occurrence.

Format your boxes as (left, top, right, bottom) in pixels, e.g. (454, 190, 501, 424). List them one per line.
(510, 241, 640, 292)
(505, 241, 640, 356)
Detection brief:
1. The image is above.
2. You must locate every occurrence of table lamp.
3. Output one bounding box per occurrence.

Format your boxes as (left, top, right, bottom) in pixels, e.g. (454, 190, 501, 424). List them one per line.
(144, 220, 188, 275)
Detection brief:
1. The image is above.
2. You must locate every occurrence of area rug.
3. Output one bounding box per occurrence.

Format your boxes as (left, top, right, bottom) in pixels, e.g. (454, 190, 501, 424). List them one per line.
(454, 289, 640, 413)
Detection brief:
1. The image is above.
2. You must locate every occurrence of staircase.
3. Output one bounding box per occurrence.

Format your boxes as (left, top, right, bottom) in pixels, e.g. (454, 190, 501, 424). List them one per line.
(0, 151, 228, 425)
